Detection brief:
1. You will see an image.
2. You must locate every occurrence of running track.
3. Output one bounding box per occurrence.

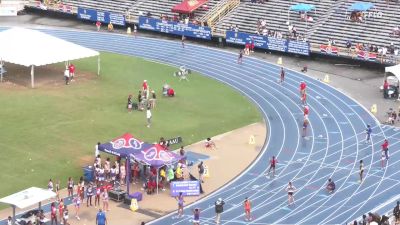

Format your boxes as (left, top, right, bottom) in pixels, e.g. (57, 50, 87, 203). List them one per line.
(2, 27, 400, 225)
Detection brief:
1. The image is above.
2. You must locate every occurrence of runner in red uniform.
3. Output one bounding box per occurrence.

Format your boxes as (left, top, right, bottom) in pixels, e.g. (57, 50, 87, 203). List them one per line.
(244, 197, 252, 221)
(50, 202, 57, 225)
(304, 105, 309, 116)
(300, 81, 306, 96)
(266, 156, 277, 178)
(301, 93, 307, 105)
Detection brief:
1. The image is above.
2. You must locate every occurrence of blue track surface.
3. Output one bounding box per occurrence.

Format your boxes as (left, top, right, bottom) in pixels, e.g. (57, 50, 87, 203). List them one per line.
(1, 27, 400, 225)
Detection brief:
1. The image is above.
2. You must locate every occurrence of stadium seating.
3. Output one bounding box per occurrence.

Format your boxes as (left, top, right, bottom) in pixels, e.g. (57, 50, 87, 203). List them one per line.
(309, 0, 400, 48)
(128, 0, 222, 23)
(214, 0, 336, 40)
(214, 0, 400, 49)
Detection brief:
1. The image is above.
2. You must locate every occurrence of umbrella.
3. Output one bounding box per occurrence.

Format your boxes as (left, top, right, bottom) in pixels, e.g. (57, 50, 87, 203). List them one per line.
(348, 2, 374, 11)
(290, 3, 315, 12)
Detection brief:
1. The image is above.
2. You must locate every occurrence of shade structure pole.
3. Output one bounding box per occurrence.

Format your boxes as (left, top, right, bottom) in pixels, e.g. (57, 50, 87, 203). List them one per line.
(97, 55, 100, 76)
(126, 157, 130, 195)
(31, 65, 35, 88)
(156, 168, 159, 194)
(12, 205, 15, 225)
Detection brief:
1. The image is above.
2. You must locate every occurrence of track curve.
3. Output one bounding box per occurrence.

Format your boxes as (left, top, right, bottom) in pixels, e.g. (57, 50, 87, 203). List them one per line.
(3, 27, 400, 224)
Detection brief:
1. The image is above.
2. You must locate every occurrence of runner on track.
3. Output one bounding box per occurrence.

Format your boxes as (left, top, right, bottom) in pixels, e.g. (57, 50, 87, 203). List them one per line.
(266, 156, 277, 178)
(238, 49, 243, 64)
(359, 160, 364, 183)
(244, 197, 252, 221)
(365, 124, 372, 144)
(285, 182, 297, 206)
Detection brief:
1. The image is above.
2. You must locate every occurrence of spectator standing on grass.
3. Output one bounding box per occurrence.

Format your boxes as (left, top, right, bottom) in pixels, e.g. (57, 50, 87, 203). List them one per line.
(215, 198, 225, 224)
(96, 209, 107, 225)
(68, 63, 75, 81)
(95, 184, 101, 207)
(198, 161, 205, 183)
(48, 179, 54, 191)
(146, 107, 152, 128)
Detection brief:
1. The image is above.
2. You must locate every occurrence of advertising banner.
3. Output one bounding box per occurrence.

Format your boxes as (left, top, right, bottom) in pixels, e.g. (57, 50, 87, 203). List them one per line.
(77, 7, 125, 26)
(226, 31, 310, 56)
(139, 16, 211, 40)
(170, 181, 200, 197)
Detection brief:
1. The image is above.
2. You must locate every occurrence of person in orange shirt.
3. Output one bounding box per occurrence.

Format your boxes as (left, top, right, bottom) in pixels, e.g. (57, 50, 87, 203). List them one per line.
(244, 197, 252, 221)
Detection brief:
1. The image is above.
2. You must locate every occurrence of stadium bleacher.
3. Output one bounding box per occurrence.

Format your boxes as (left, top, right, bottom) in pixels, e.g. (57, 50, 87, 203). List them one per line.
(26, 0, 400, 63)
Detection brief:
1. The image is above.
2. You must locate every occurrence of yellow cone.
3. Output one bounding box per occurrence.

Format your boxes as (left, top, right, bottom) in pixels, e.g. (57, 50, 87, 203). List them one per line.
(277, 57, 283, 65)
(323, 74, 330, 83)
(130, 198, 139, 211)
(249, 135, 255, 145)
(371, 104, 377, 114)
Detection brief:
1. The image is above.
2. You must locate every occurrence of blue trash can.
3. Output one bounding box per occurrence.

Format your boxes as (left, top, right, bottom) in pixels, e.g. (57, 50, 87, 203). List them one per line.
(83, 166, 94, 182)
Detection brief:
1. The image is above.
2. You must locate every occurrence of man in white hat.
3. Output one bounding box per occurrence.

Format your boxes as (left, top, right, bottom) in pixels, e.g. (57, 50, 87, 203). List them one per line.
(214, 197, 225, 224)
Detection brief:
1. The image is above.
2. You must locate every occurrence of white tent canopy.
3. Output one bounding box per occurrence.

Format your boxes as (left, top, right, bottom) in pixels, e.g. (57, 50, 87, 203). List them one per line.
(385, 64, 400, 81)
(0, 187, 56, 224)
(0, 27, 100, 88)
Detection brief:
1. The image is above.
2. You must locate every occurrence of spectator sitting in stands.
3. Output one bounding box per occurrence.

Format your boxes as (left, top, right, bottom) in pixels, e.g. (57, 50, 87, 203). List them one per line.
(392, 26, 400, 37)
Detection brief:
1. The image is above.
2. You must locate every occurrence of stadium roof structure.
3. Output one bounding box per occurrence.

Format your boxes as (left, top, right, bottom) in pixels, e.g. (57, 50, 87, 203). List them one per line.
(0, 187, 56, 224)
(0, 27, 100, 88)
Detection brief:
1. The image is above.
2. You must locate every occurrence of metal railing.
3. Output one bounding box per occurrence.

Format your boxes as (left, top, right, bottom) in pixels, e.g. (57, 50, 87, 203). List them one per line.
(203, 0, 240, 37)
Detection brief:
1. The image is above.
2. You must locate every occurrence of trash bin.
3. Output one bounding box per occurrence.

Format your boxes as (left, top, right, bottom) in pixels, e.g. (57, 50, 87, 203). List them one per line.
(83, 166, 94, 182)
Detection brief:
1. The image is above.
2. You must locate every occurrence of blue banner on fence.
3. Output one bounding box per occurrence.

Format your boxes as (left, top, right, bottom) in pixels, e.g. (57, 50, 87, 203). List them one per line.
(170, 181, 200, 197)
(77, 7, 125, 26)
(138, 16, 211, 40)
(225, 31, 310, 56)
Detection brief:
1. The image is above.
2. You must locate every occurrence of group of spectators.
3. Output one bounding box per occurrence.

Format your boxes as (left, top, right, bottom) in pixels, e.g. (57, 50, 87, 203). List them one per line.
(256, 19, 283, 39)
(350, 11, 364, 22)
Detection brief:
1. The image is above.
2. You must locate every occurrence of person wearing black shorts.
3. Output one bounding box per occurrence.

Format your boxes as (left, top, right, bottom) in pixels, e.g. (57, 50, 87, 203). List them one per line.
(266, 156, 277, 178)
(285, 182, 296, 206)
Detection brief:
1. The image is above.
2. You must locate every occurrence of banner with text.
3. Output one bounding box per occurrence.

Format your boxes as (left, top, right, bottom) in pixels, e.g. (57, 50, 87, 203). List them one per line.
(139, 16, 211, 40)
(226, 31, 310, 56)
(357, 50, 377, 61)
(320, 45, 339, 55)
(170, 181, 200, 197)
(77, 7, 125, 26)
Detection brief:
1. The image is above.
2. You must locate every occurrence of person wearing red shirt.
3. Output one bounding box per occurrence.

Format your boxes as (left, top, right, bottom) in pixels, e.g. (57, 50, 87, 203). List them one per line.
(250, 38, 255, 52)
(300, 81, 307, 95)
(266, 156, 277, 178)
(96, 21, 101, 31)
(245, 43, 250, 55)
(69, 63, 75, 80)
(167, 88, 175, 97)
(304, 105, 309, 116)
(50, 202, 58, 225)
(301, 93, 307, 105)
(383, 79, 389, 99)
(142, 80, 148, 91)
(382, 139, 389, 160)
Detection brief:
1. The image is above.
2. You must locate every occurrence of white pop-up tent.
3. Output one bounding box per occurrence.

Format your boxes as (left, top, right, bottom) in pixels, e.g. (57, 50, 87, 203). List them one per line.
(0, 27, 100, 88)
(0, 187, 56, 225)
(385, 64, 400, 80)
